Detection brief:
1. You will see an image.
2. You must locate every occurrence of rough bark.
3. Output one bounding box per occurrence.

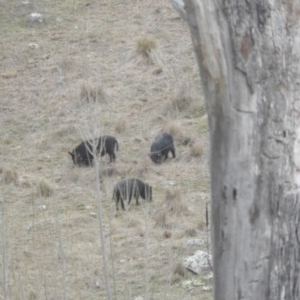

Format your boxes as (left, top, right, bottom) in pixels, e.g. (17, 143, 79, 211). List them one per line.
(171, 0, 300, 299)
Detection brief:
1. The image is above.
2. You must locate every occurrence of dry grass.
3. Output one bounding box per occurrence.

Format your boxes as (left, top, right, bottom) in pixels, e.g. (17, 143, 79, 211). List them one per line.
(185, 227, 198, 237)
(37, 179, 54, 197)
(0, 1, 211, 299)
(171, 262, 187, 284)
(0, 167, 18, 184)
(166, 86, 206, 118)
(190, 141, 204, 157)
(115, 118, 127, 133)
(136, 35, 157, 57)
(164, 186, 188, 215)
(155, 208, 168, 228)
(164, 120, 184, 137)
(79, 81, 107, 103)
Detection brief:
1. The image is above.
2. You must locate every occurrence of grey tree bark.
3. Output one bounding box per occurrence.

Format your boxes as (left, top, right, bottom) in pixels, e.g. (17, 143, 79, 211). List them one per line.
(171, 1, 300, 299)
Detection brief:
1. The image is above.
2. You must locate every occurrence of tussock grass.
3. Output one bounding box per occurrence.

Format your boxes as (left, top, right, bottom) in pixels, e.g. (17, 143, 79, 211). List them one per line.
(133, 35, 162, 65)
(185, 227, 197, 237)
(0, 167, 18, 184)
(131, 159, 151, 178)
(164, 120, 183, 137)
(79, 81, 107, 103)
(164, 187, 188, 215)
(115, 119, 127, 133)
(166, 86, 206, 118)
(173, 262, 186, 278)
(190, 141, 204, 157)
(155, 208, 167, 228)
(127, 216, 142, 228)
(37, 179, 54, 197)
(171, 262, 186, 284)
(136, 36, 157, 57)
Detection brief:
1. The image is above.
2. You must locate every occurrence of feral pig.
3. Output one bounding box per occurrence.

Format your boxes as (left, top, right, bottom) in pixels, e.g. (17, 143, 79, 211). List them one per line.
(113, 178, 152, 211)
(150, 133, 176, 164)
(69, 135, 118, 166)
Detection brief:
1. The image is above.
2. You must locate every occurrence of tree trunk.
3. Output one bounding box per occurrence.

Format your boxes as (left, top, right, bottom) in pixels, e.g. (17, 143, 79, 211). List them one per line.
(171, 0, 300, 299)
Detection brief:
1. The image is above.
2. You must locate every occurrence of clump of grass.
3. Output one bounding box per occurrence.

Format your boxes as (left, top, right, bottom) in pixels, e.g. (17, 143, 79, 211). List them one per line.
(37, 179, 54, 197)
(155, 209, 167, 228)
(0, 167, 18, 184)
(185, 227, 197, 237)
(197, 220, 206, 230)
(172, 88, 194, 112)
(79, 82, 106, 103)
(164, 120, 183, 137)
(190, 141, 204, 157)
(166, 86, 206, 117)
(136, 36, 157, 57)
(132, 159, 150, 178)
(115, 119, 126, 133)
(127, 216, 141, 228)
(99, 165, 119, 179)
(171, 262, 186, 284)
(164, 187, 188, 215)
(173, 262, 186, 278)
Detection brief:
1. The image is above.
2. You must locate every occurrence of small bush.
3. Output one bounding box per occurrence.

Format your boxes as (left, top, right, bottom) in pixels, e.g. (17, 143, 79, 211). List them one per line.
(136, 36, 157, 57)
(38, 179, 54, 197)
(190, 141, 204, 157)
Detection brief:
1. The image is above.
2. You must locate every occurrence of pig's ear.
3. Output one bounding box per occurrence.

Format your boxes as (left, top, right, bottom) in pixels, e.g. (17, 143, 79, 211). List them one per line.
(68, 152, 74, 158)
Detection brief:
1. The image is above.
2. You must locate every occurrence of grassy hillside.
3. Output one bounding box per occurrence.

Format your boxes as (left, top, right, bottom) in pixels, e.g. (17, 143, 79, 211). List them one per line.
(0, 1, 211, 299)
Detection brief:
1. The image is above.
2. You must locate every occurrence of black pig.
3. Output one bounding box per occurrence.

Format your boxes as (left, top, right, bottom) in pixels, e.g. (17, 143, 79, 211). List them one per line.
(112, 178, 152, 211)
(69, 135, 118, 166)
(149, 133, 175, 164)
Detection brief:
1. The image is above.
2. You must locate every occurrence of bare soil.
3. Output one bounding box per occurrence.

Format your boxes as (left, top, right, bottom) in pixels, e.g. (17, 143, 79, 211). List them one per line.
(0, 1, 211, 299)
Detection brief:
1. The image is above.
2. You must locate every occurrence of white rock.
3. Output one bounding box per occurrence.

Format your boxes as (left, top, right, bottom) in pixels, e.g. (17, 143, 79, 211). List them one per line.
(28, 43, 39, 49)
(29, 13, 43, 23)
(184, 239, 205, 248)
(134, 297, 144, 300)
(183, 250, 212, 275)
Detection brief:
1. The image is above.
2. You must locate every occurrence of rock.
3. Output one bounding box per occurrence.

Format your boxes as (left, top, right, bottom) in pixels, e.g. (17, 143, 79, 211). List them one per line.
(28, 43, 39, 49)
(183, 250, 212, 275)
(184, 239, 205, 248)
(29, 13, 43, 23)
(134, 297, 144, 300)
